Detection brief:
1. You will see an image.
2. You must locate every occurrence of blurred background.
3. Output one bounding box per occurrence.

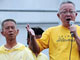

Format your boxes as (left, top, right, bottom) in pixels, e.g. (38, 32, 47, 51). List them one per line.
(0, 0, 80, 60)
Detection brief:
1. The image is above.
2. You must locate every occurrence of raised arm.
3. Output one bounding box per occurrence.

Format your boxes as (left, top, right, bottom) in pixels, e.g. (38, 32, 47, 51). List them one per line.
(26, 24, 40, 54)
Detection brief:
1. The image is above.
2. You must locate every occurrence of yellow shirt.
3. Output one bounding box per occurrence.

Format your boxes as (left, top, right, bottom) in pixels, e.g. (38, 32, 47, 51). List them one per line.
(37, 25, 80, 60)
(0, 43, 34, 60)
(27, 47, 48, 60)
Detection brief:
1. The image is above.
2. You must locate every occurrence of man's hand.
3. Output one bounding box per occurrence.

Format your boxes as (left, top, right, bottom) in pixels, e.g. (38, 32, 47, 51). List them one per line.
(69, 25, 77, 38)
(26, 24, 35, 37)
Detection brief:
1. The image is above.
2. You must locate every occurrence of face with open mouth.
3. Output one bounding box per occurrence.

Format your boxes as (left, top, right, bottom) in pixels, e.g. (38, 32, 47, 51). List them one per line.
(2, 21, 19, 40)
(57, 3, 77, 27)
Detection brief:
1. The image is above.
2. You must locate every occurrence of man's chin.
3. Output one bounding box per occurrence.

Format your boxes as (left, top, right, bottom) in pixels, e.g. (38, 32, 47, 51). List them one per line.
(9, 37, 15, 41)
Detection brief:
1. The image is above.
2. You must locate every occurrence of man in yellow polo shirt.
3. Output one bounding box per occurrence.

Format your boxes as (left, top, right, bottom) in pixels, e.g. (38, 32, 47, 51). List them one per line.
(26, 1, 80, 60)
(0, 19, 34, 60)
(27, 27, 48, 60)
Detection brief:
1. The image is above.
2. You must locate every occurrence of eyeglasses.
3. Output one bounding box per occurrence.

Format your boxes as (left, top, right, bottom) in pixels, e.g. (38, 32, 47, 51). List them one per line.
(59, 11, 76, 14)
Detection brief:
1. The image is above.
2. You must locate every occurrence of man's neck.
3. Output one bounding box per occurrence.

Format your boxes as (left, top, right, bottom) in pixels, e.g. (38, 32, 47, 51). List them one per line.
(62, 24, 70, 29)
(5, 39, 17, 49)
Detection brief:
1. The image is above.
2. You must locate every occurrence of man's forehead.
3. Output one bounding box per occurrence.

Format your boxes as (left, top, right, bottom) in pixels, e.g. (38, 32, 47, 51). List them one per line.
(59, 3, 75, 11)
(4, 21, 15, 24)
(3, 21, 16, 27)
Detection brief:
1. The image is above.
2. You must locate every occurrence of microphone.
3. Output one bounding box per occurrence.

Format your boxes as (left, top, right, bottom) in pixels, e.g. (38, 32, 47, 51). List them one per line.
(69, 21, 75, 37)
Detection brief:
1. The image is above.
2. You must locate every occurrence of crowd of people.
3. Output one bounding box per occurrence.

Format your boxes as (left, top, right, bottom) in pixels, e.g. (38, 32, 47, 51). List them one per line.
(0, 1, 80, 60)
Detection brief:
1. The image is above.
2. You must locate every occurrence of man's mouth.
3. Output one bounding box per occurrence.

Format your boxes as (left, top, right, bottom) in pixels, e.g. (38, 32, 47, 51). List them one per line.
(9, 34, 14, 36)
(66, 18, 71, 21)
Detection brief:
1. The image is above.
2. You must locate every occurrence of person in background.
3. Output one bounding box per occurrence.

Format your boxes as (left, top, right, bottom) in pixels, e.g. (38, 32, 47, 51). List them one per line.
(0, 19, 34, 60)
(26, 1, 80, 60)
(27, 27, 48, 60)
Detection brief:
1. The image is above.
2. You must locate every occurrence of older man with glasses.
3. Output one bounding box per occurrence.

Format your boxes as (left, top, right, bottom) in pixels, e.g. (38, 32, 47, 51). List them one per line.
(26, 1, 80, 60)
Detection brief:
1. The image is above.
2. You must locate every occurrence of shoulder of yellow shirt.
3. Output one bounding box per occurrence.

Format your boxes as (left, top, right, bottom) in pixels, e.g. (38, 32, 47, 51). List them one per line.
(0, 43, 26, 53)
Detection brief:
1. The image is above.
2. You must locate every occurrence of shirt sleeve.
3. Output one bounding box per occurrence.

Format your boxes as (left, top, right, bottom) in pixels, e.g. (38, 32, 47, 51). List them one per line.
(37, 28, 51, 51)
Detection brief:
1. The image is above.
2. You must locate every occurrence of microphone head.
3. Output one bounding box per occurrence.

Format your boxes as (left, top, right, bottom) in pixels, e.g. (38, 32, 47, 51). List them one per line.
(69, 21, 74, 26)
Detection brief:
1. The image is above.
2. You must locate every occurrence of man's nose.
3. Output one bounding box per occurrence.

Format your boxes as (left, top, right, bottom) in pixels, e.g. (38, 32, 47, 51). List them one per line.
(66, 12, 71, 15)
(9, 28, 13, 31)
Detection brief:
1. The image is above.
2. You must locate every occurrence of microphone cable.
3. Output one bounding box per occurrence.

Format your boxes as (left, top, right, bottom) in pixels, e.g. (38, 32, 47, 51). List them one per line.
(69, 20, 74, 60)
(69, 36, 74, 60)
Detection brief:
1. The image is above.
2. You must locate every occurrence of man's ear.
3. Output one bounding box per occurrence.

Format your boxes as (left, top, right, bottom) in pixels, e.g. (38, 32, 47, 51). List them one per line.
(75, 12, 77, 16)
(57, 13, 60, 18)
(1, 31, 5, 36)
(16, 29, 19, 35)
